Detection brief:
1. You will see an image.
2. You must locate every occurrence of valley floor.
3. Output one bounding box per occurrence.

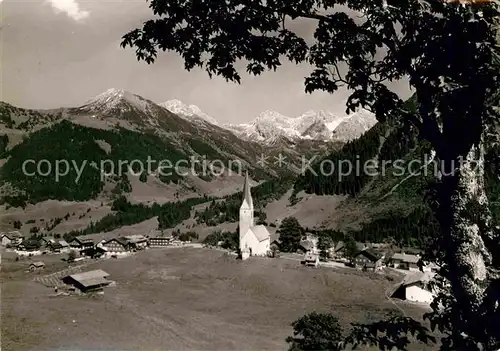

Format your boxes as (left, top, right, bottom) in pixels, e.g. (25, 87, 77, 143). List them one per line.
(1, 247, 435, 351)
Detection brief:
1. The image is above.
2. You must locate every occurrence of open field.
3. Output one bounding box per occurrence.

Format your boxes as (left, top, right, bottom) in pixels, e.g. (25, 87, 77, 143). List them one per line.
(1, 247, 435, 351)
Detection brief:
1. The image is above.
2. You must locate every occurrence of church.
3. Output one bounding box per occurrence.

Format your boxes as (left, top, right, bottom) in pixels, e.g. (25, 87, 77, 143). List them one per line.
(239, 171, 271, 259)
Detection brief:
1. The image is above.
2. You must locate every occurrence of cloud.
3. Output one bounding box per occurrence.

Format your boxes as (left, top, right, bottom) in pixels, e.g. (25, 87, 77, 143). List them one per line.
(45, 0, 90, 21)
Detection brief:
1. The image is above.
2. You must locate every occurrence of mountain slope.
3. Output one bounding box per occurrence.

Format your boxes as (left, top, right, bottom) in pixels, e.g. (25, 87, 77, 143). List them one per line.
(160, 99, 219, 126)
(74, 88, 195, 134)
(332, 109, 378, 142)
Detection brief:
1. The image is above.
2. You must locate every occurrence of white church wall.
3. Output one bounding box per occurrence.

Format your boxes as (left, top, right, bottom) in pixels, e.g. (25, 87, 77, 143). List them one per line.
(255, 238, 270, 256)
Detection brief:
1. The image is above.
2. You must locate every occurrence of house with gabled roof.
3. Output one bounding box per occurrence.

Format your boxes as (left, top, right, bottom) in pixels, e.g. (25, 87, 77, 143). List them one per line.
(1, 231, 23, 247)
(124, 234, 148, 249)
(68, 237, 94, 250)
(354, 248, 385, 271)
(28, 261, 45, 271)
(47, 241, 63, 253)
(389, 252, 421, 271)
(102, 237, 130, 254)
(391, 271, 436, 304)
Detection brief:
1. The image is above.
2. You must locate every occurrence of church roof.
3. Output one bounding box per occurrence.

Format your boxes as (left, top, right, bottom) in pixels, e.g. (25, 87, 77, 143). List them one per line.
(241, 171, 253, 208)
(249, 225, 270, 242)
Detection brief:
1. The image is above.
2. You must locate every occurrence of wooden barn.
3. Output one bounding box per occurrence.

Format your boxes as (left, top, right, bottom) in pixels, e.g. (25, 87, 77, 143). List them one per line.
(61, 269, 112, 293)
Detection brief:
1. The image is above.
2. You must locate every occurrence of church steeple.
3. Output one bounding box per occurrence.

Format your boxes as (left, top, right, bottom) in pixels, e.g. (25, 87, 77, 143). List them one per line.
(239, 170, 254, 249)
(241, 170, 253, 209)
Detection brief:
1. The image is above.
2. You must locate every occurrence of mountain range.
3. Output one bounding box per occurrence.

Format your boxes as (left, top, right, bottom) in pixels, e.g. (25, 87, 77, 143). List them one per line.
(157, 94, 377, 145)
(54, 88, 375, 146)
(223, 108, 376, 145)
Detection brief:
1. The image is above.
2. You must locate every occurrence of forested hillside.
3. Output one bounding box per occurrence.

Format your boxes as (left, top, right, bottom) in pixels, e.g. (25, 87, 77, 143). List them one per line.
(0, 120, 188, 207)
(293, 95, 500, 249)
(62, 195, 209, 241)
(0, 119, 278, 207)
(294, 122, 388, 197)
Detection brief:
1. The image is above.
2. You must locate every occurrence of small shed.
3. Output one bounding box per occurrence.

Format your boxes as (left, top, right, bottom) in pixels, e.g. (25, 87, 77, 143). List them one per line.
(29, 261, 45, 271)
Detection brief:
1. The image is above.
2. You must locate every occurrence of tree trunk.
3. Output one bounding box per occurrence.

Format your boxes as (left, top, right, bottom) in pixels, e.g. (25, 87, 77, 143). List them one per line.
(437, 137, 500, 349)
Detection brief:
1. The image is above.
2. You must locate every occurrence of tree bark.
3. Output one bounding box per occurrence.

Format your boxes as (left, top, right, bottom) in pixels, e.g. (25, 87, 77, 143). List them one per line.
(437, 135, 500, 349)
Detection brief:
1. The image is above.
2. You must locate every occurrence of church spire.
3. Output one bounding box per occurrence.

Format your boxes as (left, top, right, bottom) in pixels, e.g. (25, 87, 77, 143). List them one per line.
(242, 170, 253, 209)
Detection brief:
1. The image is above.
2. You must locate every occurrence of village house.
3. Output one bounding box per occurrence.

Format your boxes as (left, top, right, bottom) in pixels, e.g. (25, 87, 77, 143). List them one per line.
(388, 252, 421, 271)
(1, 231, 23, 247)
(80, 246, 106, 258)
(40, 237, 55, 247)
(354, 248, 385, 271)
(391, 271, 436, 304)
(17, 239, 42, 253)
(332, 241, 345, 258)
(124, 235, 149, 249)
(59, 240, 70, 252)
(270, 239, 281, 251)
(43, 239, 70, 253)
(101, 237, 130, 254)
(28, 261, 45, 271)
(298, 239, 315, 254)
(68, 237, 94, 251)
(332, 241, 369, 259)
(303, 252, 319, 267)
(61, 269, 112, 293)
(149, 236, 171, 247)
(47, 241, 63, 253)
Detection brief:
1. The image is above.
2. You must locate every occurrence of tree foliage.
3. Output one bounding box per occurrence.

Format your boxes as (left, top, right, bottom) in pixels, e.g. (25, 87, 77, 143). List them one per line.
(63, 195, 207, 239)
(278, 217, 304, 252)
(286, 312, 343, 351)
(343, 234, 358, 262)
(202, 230, 239, 250)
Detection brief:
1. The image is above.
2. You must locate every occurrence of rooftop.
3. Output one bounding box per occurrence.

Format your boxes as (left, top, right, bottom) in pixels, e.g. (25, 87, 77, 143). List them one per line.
(59, 240, 69, 247)
(356, 248, 382, 261)
(124, 235, 148, 243)
(249, 225, 270, 242)
(30, 261, 45, 267)
(391, 253, 420, 264)
(66, 269, 109, 283)
(78, 277, 112, 288)
(401, 271, 436, 287)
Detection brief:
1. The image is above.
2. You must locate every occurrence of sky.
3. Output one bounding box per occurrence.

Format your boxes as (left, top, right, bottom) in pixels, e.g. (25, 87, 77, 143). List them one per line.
(1, 0, 412, 124)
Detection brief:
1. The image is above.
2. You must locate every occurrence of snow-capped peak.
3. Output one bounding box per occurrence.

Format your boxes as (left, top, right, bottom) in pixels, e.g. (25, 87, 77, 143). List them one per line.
(332, 108, 378, 142)
(81, 88, 152, 113)
(161, 99, 218, 125)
